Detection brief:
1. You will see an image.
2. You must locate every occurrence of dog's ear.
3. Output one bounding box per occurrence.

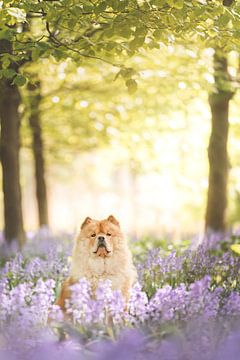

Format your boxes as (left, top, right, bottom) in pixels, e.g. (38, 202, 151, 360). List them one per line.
(107, 215, 120, 227)
(81, 217, 92, 229)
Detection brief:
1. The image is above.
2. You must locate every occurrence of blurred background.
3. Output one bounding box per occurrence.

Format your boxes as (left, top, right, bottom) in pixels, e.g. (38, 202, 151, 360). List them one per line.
(1, 45, 239, 239)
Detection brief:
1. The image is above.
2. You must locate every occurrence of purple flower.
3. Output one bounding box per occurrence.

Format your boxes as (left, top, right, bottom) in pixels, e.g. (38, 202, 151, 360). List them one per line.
(128, 282, 148, 322)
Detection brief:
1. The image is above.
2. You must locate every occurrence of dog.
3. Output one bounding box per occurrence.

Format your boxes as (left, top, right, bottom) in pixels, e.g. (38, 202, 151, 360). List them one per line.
(55, 215, 137, 311)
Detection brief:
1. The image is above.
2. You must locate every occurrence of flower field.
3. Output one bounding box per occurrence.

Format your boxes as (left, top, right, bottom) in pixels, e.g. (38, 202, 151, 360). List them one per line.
(1, 229, 240, 360)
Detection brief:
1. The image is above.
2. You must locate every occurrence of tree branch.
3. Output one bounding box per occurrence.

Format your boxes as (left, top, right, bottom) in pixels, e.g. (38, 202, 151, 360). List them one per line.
(45, 21, 120, 68)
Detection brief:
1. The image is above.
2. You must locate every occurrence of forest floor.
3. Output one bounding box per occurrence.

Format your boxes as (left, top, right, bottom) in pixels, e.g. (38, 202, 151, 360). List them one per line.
(0, 229, 240, 360)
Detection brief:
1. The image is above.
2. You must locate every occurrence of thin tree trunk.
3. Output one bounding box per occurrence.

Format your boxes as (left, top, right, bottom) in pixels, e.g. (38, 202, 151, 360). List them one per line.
(28, 81, 49, 227)
(205, 52, 233, 232)
(0, 41, 25, 246)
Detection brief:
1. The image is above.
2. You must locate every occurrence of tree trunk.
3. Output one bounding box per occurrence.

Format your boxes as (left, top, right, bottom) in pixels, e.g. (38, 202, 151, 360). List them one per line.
(28, 81, 49, 227)
(0, 67, 25, 246)
(205, 52, 233, 232)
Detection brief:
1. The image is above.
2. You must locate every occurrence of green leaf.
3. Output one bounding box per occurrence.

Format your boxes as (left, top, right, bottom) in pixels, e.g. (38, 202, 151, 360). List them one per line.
(120, 67, 136, 79)
(53, 49, 66, 61)
(114, 17, 132, 38)
(173, 0, 184, 9)
(31, 48, 40, 62)
(126, 79, 137, 94)
(95, 1, 107, 14)
(148, 40, 160, 49)
(116, 0, 128, 11)
(230, 244, 240, 255)
(232, 19, 240, 30)
(104, 28, 115, 38)
(119, 26, 132, 39)
(0, 29, 14, 41)
(13, 74, 27, 87)
(166, 0, 174, 6)
(36, 42, 51, 52)
(129, 36, 146, 51)
(82, 4, 94, 12)
(105, 41, 116, 51)
(35, 42, 51, 57)
(151, 0, 166, 6)
(218, 14, 231, 27)
(1, 57, 11, 69)
(208, 28, 218, 37)
(135, 26, 148, 37)
(153, 29, 163, 40)
(2, 68, 16, 79)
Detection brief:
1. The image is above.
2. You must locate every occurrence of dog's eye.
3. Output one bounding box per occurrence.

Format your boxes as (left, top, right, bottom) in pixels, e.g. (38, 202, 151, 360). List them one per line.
(91, 233, 96, 237)
(107, 233, 111, 236)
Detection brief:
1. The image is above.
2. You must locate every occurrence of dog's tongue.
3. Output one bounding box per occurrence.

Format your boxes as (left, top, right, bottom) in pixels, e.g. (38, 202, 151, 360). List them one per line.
(97, 246, 108, 257)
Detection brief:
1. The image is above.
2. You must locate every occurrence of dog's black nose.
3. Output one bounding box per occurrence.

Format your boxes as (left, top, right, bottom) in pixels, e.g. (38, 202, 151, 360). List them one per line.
(98, 236, 105, 243)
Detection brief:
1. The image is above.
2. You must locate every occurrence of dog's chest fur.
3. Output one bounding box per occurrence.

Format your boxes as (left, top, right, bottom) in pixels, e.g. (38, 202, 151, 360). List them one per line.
(88, 256, 118, 275)
(70, 250, 132, 292)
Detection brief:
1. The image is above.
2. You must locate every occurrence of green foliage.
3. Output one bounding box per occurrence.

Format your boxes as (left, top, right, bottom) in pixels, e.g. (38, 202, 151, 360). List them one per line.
(230, 244, 240, 255)
(1, 0, 240, 90)
(131, 235, 190, 256)
(141, 235, 240, 298)
(13, 74, 26, 86)
(20, 44, 212, 166)
(126, 78, 138, 94)
(0, 68, 16, 79)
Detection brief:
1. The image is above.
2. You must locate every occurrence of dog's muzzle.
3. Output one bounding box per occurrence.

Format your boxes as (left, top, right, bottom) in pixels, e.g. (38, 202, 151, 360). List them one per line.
(93, 236, 111, 254)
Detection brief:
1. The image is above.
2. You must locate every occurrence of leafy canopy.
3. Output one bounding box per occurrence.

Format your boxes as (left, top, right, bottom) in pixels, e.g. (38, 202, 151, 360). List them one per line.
(1, 0, 240, 88)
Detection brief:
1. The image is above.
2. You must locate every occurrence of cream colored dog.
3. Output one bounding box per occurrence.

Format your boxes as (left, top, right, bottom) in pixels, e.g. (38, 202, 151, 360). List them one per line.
(56, 215, 137, 310)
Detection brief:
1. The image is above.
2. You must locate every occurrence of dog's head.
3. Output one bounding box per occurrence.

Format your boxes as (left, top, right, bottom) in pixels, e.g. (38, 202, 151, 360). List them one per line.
(79, 215, 123, 258)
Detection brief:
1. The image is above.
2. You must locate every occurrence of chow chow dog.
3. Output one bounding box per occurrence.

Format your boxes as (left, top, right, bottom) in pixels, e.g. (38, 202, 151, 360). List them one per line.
(55, 215, 137, 310)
